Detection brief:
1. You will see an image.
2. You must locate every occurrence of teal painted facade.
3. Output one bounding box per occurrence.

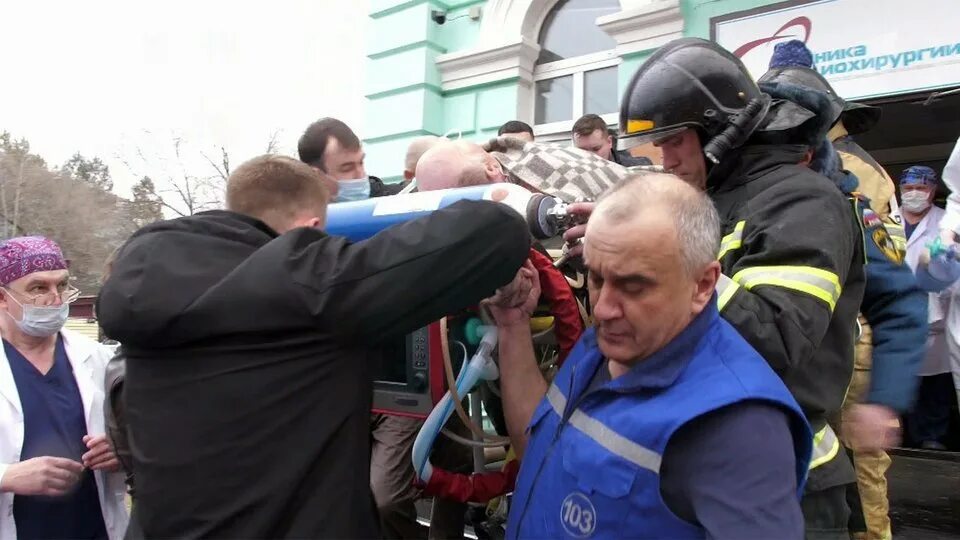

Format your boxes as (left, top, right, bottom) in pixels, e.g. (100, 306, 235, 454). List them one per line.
(364, 0, 785, 184)
(365, 0, 487, 184)
(618, 0, 784, 92)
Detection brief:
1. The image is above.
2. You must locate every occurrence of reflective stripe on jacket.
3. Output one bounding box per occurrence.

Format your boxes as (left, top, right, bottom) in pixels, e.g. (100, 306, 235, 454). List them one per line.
(506, 305, 811, 539)
(709, 145, 865, 492)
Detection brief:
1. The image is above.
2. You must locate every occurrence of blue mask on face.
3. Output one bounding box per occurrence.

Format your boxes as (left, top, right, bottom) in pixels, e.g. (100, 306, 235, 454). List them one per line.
(334, 178, 371, 203)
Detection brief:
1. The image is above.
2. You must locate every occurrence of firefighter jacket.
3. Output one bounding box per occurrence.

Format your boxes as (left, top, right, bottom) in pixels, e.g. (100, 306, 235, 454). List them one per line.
(853, 201, 927, 412)
(829, 122, 898, 220)
(708, 144, 865, 492)
(810, 141, 928, 414)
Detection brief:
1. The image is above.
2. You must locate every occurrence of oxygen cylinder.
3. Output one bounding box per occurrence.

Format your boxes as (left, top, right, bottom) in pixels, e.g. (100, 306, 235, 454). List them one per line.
(324, 183, 562, 242)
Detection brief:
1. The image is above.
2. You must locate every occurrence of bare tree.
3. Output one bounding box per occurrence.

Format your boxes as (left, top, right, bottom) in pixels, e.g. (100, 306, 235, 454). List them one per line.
(129, 176, 163, 227)
(0, 131, 135, 291)
(264, 129, 281, 155)
(119, 134, 223, 217)
(120, 130, 285, 217)
(0, 133, 45, 237)
(11, 159, 26, 235)
(203, 146, 231, 185)
(202, 129, 280, 189)
(161, 137, 223, 217)
(61, 153, 113, 191)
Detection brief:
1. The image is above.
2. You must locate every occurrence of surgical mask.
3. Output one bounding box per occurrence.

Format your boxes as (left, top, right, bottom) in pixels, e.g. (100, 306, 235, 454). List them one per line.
(334, 178, 371, 203)
(901, 190, 931, 213)
(3, 293, 69, 337)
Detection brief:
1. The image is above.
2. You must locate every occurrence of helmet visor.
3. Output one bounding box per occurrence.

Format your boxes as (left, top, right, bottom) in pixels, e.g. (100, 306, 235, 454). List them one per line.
(617, 125, 689, 151)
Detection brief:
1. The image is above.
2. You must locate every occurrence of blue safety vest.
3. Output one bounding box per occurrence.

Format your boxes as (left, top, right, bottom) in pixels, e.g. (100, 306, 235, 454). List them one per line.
(506, 303, 812, 539)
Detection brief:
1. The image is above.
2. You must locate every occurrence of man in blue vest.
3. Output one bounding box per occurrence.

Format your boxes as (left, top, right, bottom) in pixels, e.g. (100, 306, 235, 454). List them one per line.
(491, 173, 813, 538)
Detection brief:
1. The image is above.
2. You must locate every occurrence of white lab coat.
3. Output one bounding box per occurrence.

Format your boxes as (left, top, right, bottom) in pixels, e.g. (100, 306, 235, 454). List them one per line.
(0, 328, 129, 539)
(933, 136, 960, 403)
(905, 205, 953, 376)
(939, 137, 960, 234)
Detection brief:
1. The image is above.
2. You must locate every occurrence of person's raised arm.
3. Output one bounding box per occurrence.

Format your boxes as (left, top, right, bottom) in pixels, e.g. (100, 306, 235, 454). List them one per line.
(286, 199, 531, 342)
(486, 261, 546, 458)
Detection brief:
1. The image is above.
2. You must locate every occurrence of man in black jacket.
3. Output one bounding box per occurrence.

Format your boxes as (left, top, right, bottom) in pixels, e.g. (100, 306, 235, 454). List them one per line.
(572, 114, 652, 167)
(97, 154, 530, 538)
(298, 117, 403, 200)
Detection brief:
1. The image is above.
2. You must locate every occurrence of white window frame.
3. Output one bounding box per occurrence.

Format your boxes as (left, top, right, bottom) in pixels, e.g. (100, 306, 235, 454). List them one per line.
(532, 49, 621, 139)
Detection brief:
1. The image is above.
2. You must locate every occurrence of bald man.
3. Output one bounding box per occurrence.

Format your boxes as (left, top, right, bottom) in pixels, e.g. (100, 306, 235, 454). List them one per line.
(372, 138, 514, 539)
(491, 173, 810, 539)
(414, 138, 585, 363)
(417, 137, 640, 204)
(415, 140, 508, 191)
(403, 139, 516, 539)
(370, 132, 447, 540)
(402, 136, 442, 184)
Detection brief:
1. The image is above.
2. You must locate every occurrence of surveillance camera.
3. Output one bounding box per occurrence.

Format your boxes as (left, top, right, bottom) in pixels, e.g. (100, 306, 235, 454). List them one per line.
(430, 10, 447, 24)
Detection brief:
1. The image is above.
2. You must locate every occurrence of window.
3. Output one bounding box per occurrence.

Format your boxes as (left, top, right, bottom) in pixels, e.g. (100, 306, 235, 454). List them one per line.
(583, 66, 618, 116)
(533, 0, 621, 137)
(535, 76, 573, 125)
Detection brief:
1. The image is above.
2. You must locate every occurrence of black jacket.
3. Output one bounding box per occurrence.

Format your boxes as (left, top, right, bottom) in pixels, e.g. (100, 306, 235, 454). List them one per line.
(811, 141, 927, 413)
(96, 201, 529, 539)
(369, 175, 404, 197)
(708, 144, 865, 491)
(103, 349, 135, 496)
(612, 149, 653, 168)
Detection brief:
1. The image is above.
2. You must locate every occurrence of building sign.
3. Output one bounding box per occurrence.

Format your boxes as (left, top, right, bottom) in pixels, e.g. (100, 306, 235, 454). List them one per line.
(712, 0, 960, 100)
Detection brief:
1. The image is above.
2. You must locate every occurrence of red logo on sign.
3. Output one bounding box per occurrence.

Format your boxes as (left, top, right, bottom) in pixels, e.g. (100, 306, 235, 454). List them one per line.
(732, 16, 812, 58)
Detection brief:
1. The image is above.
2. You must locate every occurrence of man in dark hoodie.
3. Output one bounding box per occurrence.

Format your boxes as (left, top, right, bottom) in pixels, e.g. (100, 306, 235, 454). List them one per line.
(96, 154, 531, 538)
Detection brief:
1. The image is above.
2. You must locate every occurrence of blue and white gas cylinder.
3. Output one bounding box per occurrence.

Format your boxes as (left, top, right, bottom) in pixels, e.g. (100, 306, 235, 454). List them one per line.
(324, 183, 563, 241)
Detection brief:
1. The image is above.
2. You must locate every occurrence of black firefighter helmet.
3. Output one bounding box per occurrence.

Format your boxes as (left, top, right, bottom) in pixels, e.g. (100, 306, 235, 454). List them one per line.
(758, 65, 880, 135)
(619, 38, 771, 164)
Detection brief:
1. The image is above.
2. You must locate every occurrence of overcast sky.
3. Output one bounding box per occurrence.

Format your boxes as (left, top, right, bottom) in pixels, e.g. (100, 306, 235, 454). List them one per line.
(0, 0, 369, 197)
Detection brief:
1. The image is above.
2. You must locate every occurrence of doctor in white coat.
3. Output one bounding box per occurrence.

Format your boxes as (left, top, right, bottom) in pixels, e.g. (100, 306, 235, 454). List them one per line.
(0, 236, 128, 539)
(901, 166, 957, 448)
(933, 139, 960, 409)
(937, 137, 960, 238)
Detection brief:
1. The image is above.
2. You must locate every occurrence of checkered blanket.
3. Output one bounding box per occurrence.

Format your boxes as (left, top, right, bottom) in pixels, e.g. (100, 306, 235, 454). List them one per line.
(483, 136, 660, 202)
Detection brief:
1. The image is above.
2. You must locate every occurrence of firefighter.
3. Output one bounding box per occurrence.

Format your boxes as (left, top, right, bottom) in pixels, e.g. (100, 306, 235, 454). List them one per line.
(757, 62, 928, 540)
(612, 38, 866, 538)
(766, 40, 898, 220)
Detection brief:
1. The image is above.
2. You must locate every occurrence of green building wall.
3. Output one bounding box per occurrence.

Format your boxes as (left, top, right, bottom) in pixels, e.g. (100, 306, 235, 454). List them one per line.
(365, 0, 785, 185)
(366, 0, 487, 184)
(619, 0, 784, 92)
